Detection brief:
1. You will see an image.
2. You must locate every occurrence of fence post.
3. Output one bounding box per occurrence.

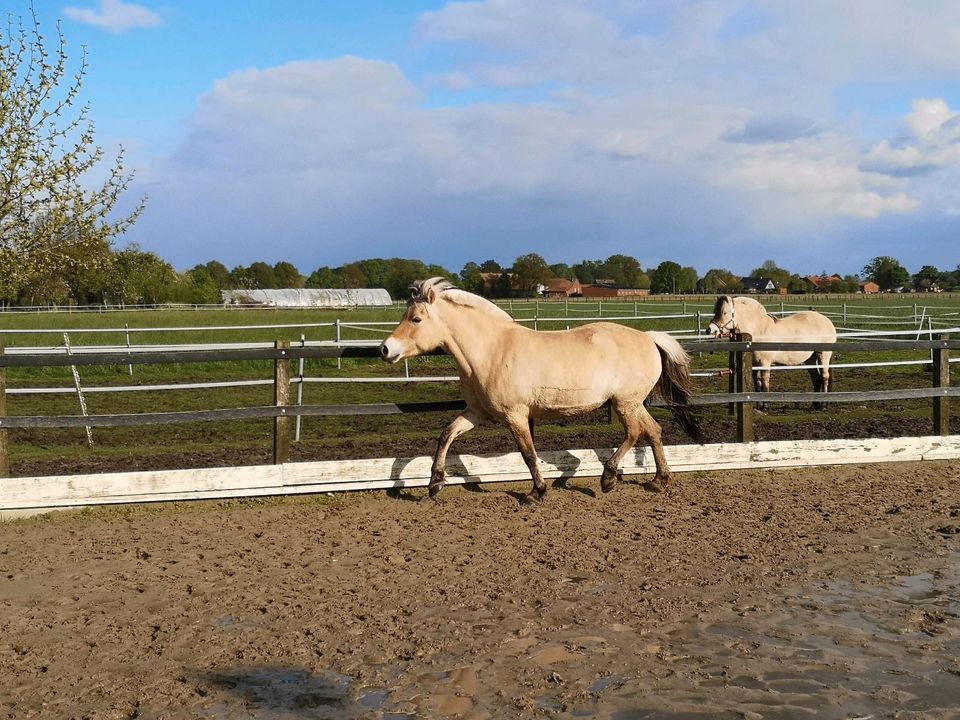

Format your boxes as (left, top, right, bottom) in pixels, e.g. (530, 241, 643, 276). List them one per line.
(295, 334, 306, 443)
(933, 335, 950, 436)
(735, 333, 754, 443)
(274, 340, 291, 464)
(0, 345, 8, 477)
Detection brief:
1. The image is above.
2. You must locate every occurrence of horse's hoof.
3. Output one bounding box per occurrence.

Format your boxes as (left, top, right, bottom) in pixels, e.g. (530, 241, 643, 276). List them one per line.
(428, 483, 444, 498)
(601, 479, 617, 493)
(521, 492, 544, 506)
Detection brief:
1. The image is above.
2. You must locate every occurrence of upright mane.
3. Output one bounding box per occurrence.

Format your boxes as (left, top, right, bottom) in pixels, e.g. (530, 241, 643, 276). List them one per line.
(410, 277, 514, 322)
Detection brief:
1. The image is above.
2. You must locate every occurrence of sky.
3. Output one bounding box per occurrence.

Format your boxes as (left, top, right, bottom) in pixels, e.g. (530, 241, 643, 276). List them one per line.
(18, 0, 960, 277)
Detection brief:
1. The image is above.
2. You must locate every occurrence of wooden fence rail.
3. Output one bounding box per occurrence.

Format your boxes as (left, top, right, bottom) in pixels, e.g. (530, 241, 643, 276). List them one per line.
(0, 337, 955, 471)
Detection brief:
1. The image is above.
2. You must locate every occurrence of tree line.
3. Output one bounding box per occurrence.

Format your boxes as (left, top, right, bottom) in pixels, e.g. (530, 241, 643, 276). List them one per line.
(10, 249, 950, 307)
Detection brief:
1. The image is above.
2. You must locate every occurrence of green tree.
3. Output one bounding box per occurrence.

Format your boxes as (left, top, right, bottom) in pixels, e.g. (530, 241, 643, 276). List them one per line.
(248, 261, 278, 289)
(678, 266, 699, 294)
(479, 259, 502, 273)
(195, 260, 230, 289)
(511, 253, 552, 295)
(863, 256, 910, 291)
(109, 244, 176, 305)
(0, 10, 144, 303)
(601, 254, 645, 288)
(749, 260, 791, 290)
(306, 266, 341, 288)
(273, 261, 304, 288)
(549, 262, 572, 280)
(571, 259, 603, 284)
(700, 268, 742, 294)
(650, 261, 682, 294)
(912, 264, 941, 291)
(460, 261, 484, 293)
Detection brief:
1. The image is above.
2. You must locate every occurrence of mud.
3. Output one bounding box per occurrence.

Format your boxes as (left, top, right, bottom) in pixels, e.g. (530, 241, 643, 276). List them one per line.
(2, 460, 960, 718)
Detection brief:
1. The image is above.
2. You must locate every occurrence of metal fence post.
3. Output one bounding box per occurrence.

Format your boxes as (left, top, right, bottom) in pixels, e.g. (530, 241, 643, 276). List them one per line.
(273, 340, 291, 464)
(933, 335, 950, 436)
(735, 333, 754, 443)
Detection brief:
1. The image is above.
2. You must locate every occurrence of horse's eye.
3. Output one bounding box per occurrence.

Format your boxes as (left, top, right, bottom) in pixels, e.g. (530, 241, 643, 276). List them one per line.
(412, 316, 423, 324)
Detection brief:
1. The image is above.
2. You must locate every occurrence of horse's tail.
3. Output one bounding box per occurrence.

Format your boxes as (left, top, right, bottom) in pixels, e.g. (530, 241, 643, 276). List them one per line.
(648, 332, 703, 443)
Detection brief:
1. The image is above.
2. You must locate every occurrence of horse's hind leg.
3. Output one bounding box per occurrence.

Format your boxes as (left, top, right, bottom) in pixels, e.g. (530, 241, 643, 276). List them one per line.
(429, 410, 480, 498)
(601, 401, 642, 493)
(806, 351, 831, 409)
(604, 403, 671, 493)
(507, 414, 547, 504)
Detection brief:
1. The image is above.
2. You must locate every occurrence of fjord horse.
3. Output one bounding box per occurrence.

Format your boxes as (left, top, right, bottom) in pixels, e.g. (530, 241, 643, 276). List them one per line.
(380, 278, 702, 503)
(707, 295, 836, 409)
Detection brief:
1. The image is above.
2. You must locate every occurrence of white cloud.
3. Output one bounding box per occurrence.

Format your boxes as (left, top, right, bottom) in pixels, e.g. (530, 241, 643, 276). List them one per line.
(131, 1, 960, 274)
(63, 0, 162, 33)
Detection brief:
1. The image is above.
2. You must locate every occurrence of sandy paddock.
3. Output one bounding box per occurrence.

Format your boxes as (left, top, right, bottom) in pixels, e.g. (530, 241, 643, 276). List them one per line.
(2, 460, 960, 719)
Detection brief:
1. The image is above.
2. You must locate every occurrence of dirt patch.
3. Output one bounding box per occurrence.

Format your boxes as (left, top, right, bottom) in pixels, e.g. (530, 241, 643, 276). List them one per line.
(2, 460, 959, 718)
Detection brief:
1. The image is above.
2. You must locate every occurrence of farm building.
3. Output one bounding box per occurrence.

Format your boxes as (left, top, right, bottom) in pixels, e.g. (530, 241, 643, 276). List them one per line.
(221, 288, 392, 307)
(741, 277, 779, 294)
(580, 282, 649, 298)
(860, 281, 881, 294)
(542, 277, 584, 298)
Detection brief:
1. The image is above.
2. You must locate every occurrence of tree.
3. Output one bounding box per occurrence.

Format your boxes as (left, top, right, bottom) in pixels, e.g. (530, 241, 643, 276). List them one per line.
(678, 266, 699, 294)
(700, 268, 742, 294)
(109, 244, 176, 305)
(863, 256, 910, 291)
(306, 266, 341, 288)
(196, 260, 230, 289)
(650, 261, 682, 294)
(273, 261, 304, 288)
(749, 260, 791, 290)
(0, 9, 145, 302)
(571, 259, 603, 284)
(479, 259, 502, 273)
(248, 261, 278, 289)
(511, 253, 551, 295)
(460, 261, 484, 293)
(912, 264, 941, 292)
(601, 254, 646, 288)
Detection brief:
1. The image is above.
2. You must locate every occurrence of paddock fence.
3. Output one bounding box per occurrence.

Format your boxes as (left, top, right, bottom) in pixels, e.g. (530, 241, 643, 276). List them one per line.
(0, 334, 958, 519)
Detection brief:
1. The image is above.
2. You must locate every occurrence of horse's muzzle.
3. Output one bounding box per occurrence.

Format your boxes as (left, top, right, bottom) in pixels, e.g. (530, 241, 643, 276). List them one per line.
(379, 338, 403, 363)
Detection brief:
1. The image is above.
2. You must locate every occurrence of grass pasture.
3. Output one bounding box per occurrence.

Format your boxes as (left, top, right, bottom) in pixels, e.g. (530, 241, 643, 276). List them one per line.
(1, 294, 958, 477)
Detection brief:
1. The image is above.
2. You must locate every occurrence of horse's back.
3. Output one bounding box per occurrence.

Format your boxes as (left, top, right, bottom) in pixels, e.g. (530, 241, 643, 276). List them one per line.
(756, 311, 836, 366)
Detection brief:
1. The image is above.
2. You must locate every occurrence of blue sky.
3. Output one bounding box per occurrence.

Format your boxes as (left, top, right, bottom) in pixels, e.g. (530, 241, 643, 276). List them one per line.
(21, 0, 960, 277)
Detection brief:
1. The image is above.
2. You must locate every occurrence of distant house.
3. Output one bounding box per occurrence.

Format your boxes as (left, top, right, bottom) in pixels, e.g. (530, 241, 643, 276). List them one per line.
(542, 277, 583, 298)
(580, 281, 649, 298)
(860, 281, 881, 294)
(806, 274, 842, 292)
(741, 277, 778, 294)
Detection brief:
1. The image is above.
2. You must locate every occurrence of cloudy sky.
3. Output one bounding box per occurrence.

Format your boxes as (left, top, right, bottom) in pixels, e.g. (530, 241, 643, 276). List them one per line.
(26, 0, 960, 277)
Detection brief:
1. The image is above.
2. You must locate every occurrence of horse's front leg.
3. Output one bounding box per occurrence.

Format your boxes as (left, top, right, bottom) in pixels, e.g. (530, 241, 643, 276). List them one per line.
(507, 414, 547, 504)
(429, 410, 480, 498)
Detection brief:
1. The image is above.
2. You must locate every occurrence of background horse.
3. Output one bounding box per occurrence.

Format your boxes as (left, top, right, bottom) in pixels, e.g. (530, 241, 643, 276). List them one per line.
(380, 278, 702, 503)
(707, 295, 836, 409)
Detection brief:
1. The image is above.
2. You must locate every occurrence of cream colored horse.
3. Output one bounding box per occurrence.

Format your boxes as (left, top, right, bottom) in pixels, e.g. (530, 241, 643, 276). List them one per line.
(707, 295, 836, 409)
(380, 278, 702, 503)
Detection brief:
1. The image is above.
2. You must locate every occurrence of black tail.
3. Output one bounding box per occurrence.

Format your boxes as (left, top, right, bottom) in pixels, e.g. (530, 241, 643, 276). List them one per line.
(653, 342, 704, 444)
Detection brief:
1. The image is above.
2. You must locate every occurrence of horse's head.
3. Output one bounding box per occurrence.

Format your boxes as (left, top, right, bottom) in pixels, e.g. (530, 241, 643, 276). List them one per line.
(707, 295, 736, 337)
(379, 278, 453, 363)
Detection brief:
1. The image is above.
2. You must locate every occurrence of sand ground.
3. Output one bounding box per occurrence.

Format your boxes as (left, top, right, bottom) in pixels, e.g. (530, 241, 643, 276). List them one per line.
(1, 460, 959, 719)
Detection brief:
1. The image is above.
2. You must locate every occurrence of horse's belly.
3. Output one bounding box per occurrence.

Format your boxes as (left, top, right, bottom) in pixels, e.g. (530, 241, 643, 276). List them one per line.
(756, 349, 813, 367)
(529, 386, 607, 417)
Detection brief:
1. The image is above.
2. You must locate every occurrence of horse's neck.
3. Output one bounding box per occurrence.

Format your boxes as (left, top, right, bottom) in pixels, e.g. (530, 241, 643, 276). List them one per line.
(439, 302, 512, 380)
(736, 301, 776, 336)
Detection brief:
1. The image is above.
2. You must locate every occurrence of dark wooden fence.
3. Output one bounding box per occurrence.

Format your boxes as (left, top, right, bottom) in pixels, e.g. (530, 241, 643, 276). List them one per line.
(0, 336, 956, 475)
